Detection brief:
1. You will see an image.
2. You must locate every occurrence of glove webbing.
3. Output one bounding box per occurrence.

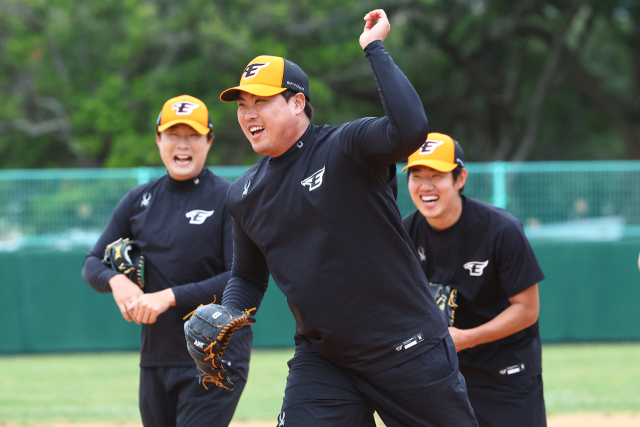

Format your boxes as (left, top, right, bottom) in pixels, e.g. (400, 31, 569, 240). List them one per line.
(198, 351, 229, 390)
(197, 370, 228, 390)
(215, 308, 256, 355)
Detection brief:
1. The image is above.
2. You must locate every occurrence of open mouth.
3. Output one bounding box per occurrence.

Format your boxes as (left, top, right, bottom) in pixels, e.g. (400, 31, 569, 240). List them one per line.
(421, 195, 439, 206)
(249, 125, 265, 138)
(174, 155, 192, 165)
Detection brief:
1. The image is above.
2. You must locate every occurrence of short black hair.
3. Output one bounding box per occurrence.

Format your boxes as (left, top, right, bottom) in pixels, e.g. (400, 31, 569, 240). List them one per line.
(451, 165, 465, 194)
(406, 165, 465, 194)
(281, 89, 313, 121)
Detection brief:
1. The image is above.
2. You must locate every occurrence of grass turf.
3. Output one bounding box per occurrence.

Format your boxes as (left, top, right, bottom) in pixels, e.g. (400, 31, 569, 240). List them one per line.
(0, 344, 638, 423)
(542, 343, 640, 414)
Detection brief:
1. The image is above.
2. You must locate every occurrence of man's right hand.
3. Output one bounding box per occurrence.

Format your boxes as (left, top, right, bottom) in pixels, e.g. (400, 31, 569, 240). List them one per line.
(109, 274, 144, 322)
(359, 9, 391, 50)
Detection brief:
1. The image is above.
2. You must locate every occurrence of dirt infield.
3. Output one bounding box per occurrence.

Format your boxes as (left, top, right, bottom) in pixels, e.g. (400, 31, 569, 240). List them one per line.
(3, 413, 640, 427)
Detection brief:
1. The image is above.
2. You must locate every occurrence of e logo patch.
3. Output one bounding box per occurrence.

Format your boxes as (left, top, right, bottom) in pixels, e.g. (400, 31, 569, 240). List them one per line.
(171, 101, 200, 115)
(301, 166, 325, 191)
(420, 140, 444, 155)
(463, 261, 489, 276)
(243, 63, 271, 80)
(185, 210, 214, 224)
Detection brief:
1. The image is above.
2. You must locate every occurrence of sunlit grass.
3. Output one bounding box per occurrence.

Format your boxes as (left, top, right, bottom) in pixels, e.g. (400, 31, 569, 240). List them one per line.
(1, 344, 639, 424)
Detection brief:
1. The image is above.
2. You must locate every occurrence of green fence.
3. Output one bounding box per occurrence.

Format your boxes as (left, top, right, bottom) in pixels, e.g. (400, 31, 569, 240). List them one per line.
(1, 162, 639, 353)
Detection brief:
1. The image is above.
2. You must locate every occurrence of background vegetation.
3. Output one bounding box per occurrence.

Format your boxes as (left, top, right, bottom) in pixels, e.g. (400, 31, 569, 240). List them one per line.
(1, 0, 638, 169)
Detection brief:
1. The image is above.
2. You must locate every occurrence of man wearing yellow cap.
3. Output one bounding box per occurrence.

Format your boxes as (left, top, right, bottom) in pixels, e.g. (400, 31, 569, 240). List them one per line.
(200, 9, 479, 427)
(402, 133, 547, 427)
(82, 95, 251, 426)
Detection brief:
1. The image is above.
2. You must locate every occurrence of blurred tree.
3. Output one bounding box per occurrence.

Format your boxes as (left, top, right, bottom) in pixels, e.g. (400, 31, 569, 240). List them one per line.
(0, 0, 637, 168)
(393, 0, 638, 161)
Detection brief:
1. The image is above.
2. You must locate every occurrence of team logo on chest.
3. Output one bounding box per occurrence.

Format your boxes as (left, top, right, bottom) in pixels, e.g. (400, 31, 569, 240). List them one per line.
(463, 260, 489, 276)
(278, 411, 285, 426)
(185, 210, 214, 224)
(301, 166, 325, 191)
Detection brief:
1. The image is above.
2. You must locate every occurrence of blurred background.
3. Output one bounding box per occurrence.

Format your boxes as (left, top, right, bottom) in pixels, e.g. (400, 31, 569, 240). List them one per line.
(1, 0, 639, 424)
(1, 0, 639, 168)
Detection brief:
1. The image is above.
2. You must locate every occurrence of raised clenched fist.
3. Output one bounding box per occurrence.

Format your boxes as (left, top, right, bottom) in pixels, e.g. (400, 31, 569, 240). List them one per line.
(359, 9, 391, 50)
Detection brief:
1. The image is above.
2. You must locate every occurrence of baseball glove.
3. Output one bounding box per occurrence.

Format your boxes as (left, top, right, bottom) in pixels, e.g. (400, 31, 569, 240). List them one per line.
(430, 284, 458, 326)
(102, 238, 145, 289)
(183, 303, 256, 390)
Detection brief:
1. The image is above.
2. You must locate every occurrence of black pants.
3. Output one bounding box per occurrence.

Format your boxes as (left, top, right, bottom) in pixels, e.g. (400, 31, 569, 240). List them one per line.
(466, 375, 546, 427)
(277, 335, 478, 427)
(139, 364, 246, 427)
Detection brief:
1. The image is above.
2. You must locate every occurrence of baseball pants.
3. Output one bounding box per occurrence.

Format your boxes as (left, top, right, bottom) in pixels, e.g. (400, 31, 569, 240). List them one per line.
(276, 334, 478, 427)
(139, 364, 246, 427)
(466, 375, 547, 427)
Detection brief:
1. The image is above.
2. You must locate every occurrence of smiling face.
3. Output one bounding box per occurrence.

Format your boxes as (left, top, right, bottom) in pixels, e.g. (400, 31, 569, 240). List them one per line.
(237, 91, 308, 157)
(408, 165, 467, 230)
(156, 123, 212, 181)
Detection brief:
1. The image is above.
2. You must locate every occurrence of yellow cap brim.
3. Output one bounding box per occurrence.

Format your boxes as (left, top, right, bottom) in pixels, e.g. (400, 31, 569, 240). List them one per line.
(220, 84, 287, 102)
(401, 159, 458, 173)
(157, 119, 210, 135)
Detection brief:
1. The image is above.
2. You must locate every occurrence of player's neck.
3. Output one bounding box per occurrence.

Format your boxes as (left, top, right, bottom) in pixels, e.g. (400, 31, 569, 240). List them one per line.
(271, 117, 311, 158)
(425, 195, 463, 231)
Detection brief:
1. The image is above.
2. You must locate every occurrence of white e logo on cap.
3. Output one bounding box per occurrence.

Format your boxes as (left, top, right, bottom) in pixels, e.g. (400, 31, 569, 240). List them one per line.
(420, 140, 444, 155)
(171, 102, 200, 115)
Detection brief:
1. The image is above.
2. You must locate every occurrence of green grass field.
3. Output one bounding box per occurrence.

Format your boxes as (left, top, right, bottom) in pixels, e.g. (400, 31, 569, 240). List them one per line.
(1, 344, 639, 424)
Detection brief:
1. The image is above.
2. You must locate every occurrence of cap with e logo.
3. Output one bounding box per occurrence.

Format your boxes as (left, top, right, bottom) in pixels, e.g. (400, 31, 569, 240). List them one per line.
(220, 55, 310, 102)
(157, 95, 213, 135)
(402, 133, 465, 173)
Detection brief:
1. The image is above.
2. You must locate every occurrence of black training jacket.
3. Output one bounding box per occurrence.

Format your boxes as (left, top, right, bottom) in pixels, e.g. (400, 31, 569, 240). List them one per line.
(82, 168, 251, 378)
(222, 41, 447, 375)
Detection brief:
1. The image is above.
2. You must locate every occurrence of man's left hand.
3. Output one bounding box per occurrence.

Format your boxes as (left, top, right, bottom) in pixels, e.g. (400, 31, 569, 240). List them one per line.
(448, 326, 476, 353)
(128, 288, 176, 324)
(359, 9, 391, 50)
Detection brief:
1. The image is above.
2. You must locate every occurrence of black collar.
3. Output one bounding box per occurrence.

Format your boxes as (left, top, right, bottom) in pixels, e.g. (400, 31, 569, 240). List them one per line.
(165, 167, 209, 191)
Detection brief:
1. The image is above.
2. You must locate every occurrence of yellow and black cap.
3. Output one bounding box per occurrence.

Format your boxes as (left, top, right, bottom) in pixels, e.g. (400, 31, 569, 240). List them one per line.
(402, 133, 465, 173)
(156, 95, 213, 135)
(220, 55, 310, 102)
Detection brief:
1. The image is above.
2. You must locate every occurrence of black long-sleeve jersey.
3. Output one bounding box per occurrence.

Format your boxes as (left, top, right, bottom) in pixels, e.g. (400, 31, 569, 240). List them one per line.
(403, 196, 545, 385)
(222, 41, 448, 375)
(82, 168, 251, 376)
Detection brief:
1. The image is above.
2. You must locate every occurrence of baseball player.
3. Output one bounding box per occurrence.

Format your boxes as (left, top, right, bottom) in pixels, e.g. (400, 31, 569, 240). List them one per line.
(210, 10, 478, 427)
(402, 133, 547, 427)
(81, 95, 251, 427)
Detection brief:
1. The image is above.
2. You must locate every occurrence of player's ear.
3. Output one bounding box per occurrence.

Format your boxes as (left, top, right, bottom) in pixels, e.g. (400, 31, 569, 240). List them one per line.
(204, 134, 214, 153)
(454, 168, 468, 191)
(155, 132, 162, 147)
(292, 92, 306, 116)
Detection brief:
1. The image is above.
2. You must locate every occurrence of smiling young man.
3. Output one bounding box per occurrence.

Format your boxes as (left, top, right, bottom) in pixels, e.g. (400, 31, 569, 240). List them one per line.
(82, 95, 251, 427)
(402, 133, 547, 427)
(204, 9, 478, 427)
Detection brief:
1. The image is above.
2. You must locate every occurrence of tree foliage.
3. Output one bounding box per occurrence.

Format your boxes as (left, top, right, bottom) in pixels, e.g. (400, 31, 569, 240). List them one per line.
(0, 0, 637, 168)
